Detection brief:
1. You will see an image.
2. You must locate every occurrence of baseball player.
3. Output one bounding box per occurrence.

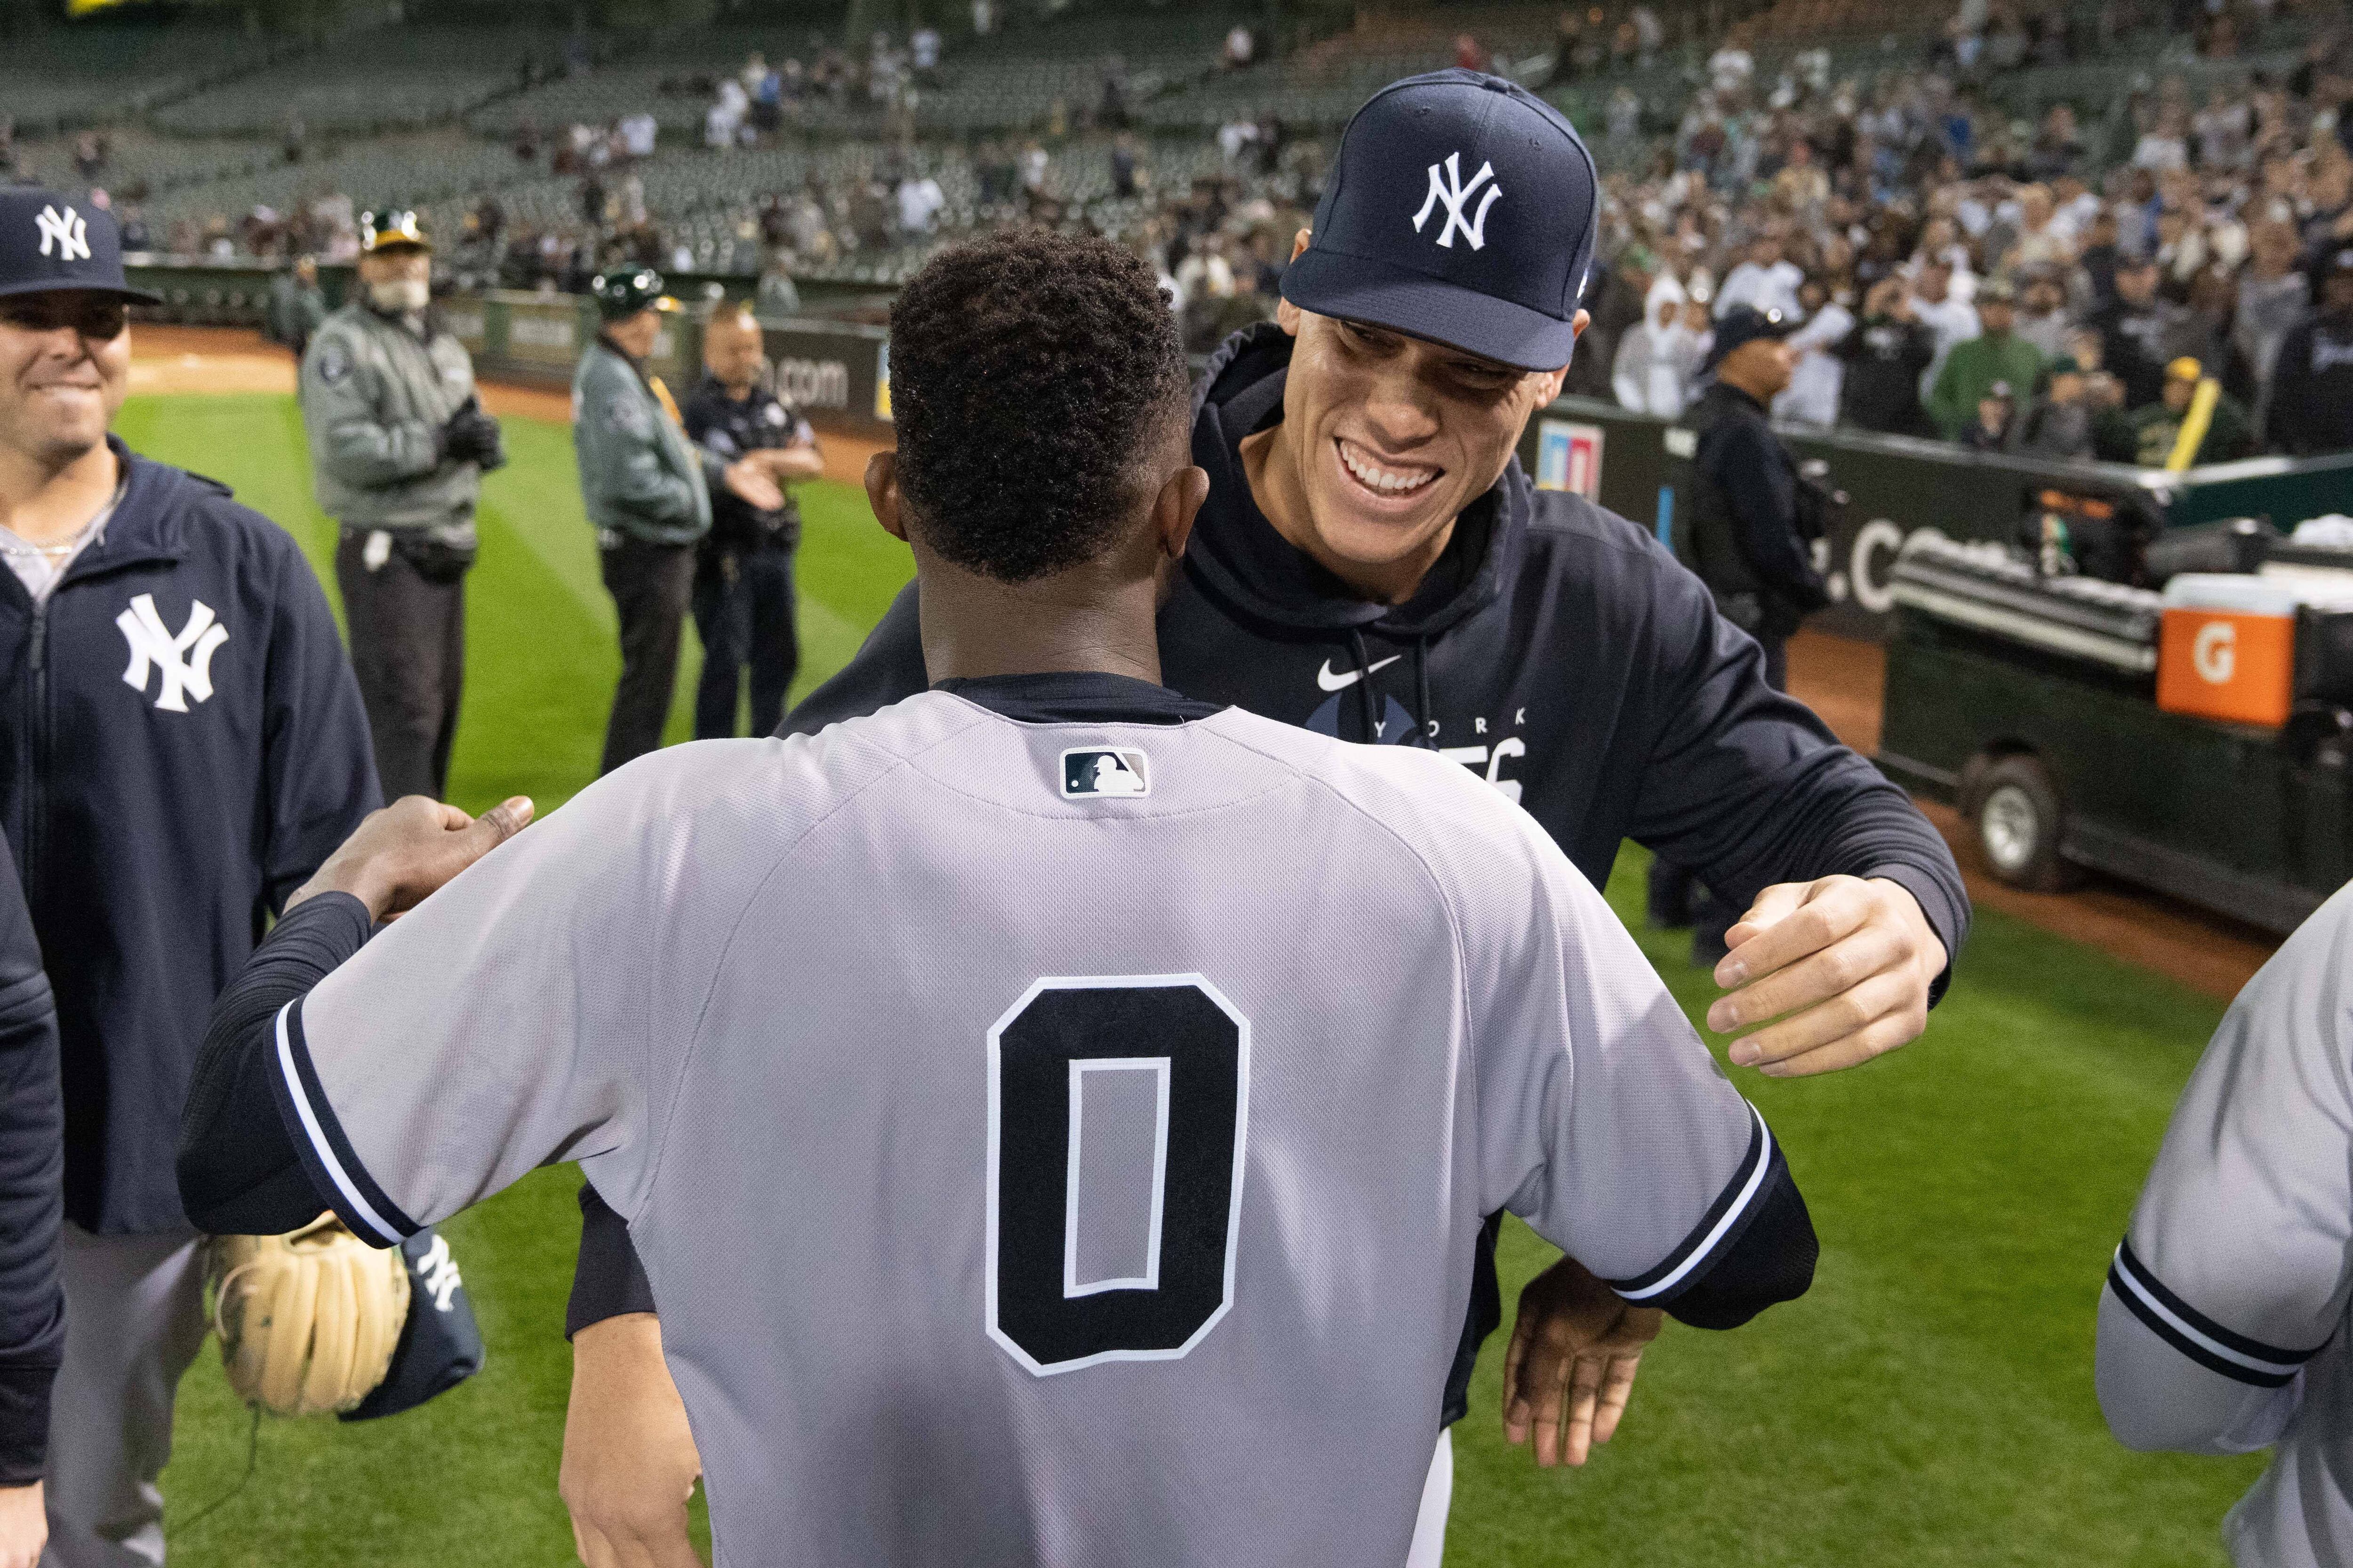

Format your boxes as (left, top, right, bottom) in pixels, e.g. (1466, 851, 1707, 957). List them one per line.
(180, 229, 1817, 1568)
(0, 188, 379, 1566)
(564, 70, 1964, 1565)
(2096, 880, 2353, 1566)
(0, 837, 60, 1568)
(301, 203, 504, 801)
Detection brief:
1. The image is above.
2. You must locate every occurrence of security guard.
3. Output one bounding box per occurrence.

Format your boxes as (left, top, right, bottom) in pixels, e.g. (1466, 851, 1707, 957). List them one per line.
(574, 269, 783, 773)
(300, 203, 503, 800)
(681, 308, 822, 738)
(1655, 304, 1830, 948)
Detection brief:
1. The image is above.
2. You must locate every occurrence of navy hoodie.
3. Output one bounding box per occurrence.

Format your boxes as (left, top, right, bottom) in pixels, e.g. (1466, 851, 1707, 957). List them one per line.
(572, 324, 1969, 1418)
(0, 440, 379, 1234)
(0, 833, 60, 1483)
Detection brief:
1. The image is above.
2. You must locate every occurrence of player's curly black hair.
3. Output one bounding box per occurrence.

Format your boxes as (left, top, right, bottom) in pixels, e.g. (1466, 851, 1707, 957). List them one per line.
(889, 228, 1189, 584)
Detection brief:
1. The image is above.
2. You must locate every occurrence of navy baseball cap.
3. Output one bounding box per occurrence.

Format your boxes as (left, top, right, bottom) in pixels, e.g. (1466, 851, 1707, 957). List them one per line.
(0, 189, 157, 304)
(1280, 70, 1598, 372)
(1702, 304, 1795, 373)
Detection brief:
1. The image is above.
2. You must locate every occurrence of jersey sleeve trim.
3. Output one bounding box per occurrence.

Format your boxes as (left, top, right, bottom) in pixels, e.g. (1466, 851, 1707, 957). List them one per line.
(2107, 1238, 2321, 1388)
(1605, 1103, 1775, 1302)
(268, 999, 418, 1248)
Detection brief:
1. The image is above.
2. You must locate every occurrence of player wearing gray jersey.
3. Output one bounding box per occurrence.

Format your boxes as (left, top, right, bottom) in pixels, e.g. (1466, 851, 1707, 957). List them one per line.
(2097, 880, 2353, 1567)
(178, 232, 1814, 1567)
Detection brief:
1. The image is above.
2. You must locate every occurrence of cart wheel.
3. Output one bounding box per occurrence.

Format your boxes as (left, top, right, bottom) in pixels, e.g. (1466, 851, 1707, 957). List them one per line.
(1971, 754, 2069, 892)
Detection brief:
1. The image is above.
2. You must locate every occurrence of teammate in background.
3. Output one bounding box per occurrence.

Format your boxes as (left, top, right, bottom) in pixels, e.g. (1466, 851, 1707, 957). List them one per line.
(567, 72, 1961, 1568)
(682, 309, 821, 738)
(0, 839, 61, 1568)
(180, 228, 1817, 1568)
(2096, 881, 2353, 1566)
(302, 205, 504, 801)
(573, 270, 784, 774)
(0, 188, 379, 1566)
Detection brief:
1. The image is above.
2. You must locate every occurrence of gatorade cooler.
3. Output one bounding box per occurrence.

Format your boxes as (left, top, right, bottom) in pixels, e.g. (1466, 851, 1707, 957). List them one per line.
(2157, 573, 2298, 727)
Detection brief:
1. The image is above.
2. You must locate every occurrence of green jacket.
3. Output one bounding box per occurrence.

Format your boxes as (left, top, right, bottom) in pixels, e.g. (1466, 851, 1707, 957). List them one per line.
(299, 303, 481, 539)
(571, 336, 715, 547)
(1927, 330, 2045, 441)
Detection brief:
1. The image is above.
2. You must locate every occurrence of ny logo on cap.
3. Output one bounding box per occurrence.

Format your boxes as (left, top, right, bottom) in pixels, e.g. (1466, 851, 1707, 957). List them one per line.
(35, 205, 90, 263)
(1412, 152, 1501, 251)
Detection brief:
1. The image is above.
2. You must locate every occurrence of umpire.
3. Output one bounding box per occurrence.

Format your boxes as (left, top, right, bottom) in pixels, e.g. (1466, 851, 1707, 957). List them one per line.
(301, 204, 504, 800)
(682, 308, 821, 738)
(1654, 304, 1831, 947)
(573, 270, 783, 773)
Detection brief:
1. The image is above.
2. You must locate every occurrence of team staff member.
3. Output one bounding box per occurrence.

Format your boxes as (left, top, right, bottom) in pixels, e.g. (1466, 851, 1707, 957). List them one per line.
(0, 190, 378, 1565)
(1651, 305, 1829, 949)
(2096, 881, 2353, 1567)
(574, 271, 788, 773)
(560, 72, 1966, 1568)
(180, 229, 1816, 1568)
(0, 838, 60, 1568)
(301, 205, 504, 801)
(682, 309, 821, 738)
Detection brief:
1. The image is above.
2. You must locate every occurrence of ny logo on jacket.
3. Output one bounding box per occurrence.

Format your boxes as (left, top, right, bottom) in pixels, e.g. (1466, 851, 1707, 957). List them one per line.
(116, 592, 228, 712)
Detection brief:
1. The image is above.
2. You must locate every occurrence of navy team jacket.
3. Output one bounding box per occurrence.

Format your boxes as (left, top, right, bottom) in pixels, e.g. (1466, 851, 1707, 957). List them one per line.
(0, 439, 379, 1235)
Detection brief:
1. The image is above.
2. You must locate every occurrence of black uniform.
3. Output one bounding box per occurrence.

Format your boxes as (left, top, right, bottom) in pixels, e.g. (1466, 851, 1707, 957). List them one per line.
(2265, 307, 2353, 456)
(1656, 376, 1831, 935)
(680, 374, 809, 739)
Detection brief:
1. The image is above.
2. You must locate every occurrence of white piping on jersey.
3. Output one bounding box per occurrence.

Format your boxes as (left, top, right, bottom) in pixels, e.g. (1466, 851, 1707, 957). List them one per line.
(2108, 1242, 2305, 1380)
(275, 1000, 405, 1247)
(1616, 1103, 1773, 1303)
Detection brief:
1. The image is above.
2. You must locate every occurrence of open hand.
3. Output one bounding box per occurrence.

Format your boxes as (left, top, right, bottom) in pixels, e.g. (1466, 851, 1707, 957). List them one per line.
(289, 794, 534, 921)
(1706, 874, 1945, 1077)
(1501, 1256, 1663, 1468)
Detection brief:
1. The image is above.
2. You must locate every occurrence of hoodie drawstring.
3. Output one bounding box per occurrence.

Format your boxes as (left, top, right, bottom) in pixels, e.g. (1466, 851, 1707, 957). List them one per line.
(1411, 638, 1432, 750)
(1346, 630, 1436, 746)
(1348, 628, 1378, 744)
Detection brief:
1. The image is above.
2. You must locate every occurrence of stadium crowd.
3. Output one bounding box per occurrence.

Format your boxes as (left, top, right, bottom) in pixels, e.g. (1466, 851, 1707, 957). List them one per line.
(12, 0, 2353, 460)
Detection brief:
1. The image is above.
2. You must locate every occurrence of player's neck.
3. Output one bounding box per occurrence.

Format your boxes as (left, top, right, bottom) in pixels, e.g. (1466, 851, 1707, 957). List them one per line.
(913, 557, 1164, 687)
(0, 436, 117, 547)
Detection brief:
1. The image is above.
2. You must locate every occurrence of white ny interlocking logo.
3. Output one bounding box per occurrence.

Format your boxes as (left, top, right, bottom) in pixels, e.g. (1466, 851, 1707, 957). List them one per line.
(414, 1233, 464, 1312)
(117, 593, 228, 713)
(34, 205, 89, 263)
(1411, 152, 1502, 251)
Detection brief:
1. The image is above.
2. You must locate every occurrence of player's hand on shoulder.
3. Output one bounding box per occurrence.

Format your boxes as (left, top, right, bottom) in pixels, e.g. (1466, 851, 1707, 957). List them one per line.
(0, 1481, 43, 1568)
(1705, 874, 1945, 1077)
(562, 1313, 704, 1568)
(1501, 1256, 1663, 1469)
(289, 793, 534, 922)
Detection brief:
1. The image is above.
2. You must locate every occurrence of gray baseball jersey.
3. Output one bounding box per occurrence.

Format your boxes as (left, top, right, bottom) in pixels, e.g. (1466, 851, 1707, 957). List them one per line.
(271, 677, 1781, 1567)
(2097, 880, 2353, 1568)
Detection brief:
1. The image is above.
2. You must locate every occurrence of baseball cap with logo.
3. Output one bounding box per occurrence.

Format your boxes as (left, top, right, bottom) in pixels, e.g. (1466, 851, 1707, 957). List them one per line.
(1280, 69, 1599, 372)
(0, 188, 158, 304)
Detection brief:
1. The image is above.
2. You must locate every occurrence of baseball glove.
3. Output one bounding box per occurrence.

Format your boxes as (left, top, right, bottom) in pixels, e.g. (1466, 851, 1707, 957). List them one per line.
(208, 1213, 411, 1417)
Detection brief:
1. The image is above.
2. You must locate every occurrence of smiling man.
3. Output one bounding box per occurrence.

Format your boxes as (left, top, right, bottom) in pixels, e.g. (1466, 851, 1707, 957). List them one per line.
(0, 188, 377, 1566)
(558, 72, 1968, 1567)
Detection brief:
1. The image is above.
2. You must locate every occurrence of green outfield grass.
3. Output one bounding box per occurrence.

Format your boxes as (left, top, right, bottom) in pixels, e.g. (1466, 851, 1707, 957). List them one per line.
(130, 393, 2260, 1566)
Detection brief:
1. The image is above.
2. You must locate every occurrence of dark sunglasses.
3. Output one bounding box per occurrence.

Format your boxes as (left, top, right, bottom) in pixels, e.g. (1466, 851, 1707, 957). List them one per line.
(0, 294, 130, 339)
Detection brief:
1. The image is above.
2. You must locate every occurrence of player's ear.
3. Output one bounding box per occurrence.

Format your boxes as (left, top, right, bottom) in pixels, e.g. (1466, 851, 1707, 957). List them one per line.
(866, 450, 907, 543)
(1273, 230, 1310, 337)
(1154, 463, 1209, 563)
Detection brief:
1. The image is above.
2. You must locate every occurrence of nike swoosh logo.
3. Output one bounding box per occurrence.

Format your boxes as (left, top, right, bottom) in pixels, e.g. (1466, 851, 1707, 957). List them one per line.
(1317, 655, 1402, 692)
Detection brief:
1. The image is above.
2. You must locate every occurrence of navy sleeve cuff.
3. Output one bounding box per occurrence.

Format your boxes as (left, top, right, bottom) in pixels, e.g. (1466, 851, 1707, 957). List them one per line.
(567, 1181, 657, 1337)
(1864, 859, 1967, 1008)
(0, 1361, 57, 1485)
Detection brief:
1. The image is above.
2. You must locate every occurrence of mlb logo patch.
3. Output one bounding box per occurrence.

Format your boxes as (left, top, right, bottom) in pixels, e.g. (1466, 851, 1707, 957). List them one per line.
(1061, 748, 1150, 798)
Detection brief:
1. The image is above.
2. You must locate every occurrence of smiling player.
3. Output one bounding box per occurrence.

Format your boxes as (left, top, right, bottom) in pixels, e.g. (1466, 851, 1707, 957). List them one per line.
(562, 70, 1965, 1568)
